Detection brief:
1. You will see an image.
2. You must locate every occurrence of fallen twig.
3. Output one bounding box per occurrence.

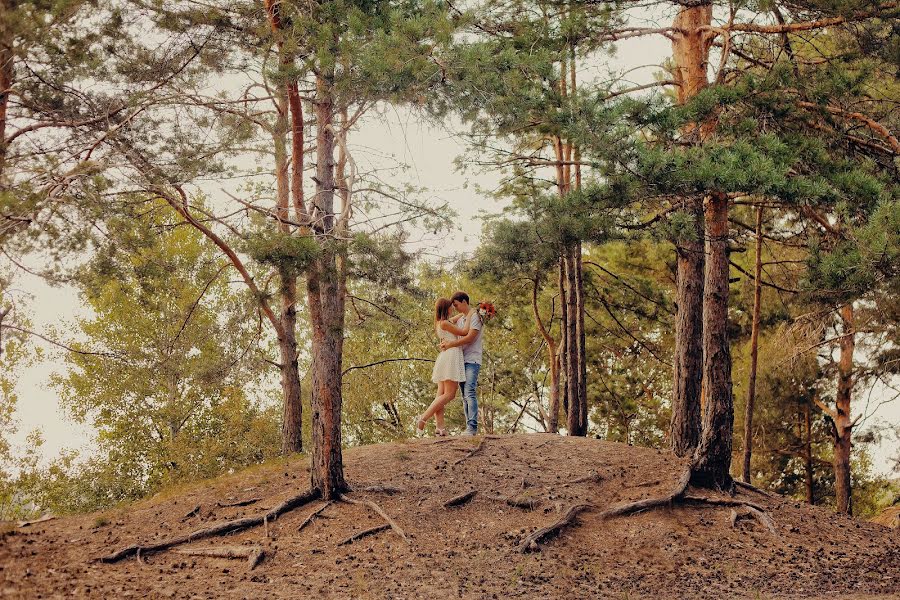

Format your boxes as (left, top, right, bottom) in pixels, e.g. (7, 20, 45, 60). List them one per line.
(570, 471, 604, 485)
(18, 515, 55, 528)
(452, 436, 496, 466)
(173, 544, 266, 570)
(338, 523, 390, 546)
(298, 501, 333, 532)
(339, 494, 408, 543)
(99, 488, 320, 563)
(181, 505, 201, 521)
(443, 490, 478, 508)
(520, 503, 593, 553)
(485, 493, 541, 510)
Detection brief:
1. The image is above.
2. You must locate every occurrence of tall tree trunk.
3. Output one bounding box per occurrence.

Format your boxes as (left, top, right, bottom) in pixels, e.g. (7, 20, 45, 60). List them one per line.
(558, 255, 568, 425)
(741, 206, 764, 482)
(833, 304, 854, 514)
(0, 23, 14, 181)
(272, 93, 304, 455)
(805, 394, 814, 504)
(307, 74, 347, 499)
(671, 197, 705, 456)
(531, 277, 560, 433)
(573, 242, 588, 435)
(669, 1, 714, 456)
(692, 192, 734, 489)
(564, 245, 587, 436)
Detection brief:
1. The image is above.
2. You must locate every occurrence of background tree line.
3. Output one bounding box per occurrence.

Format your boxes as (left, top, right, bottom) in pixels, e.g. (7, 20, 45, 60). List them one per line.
(0, 0, 897, 519)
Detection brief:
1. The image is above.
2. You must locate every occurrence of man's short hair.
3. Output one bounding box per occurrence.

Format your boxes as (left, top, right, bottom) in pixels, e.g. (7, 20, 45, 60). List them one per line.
(451, 291, 469, 304)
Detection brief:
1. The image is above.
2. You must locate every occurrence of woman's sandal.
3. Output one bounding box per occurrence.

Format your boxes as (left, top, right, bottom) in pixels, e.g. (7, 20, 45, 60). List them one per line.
(414, 416, 427, 435)
(435, 428, 448, 437)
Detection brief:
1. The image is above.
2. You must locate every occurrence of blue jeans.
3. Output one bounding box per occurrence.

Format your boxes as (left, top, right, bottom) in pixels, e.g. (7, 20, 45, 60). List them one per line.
(461, 362, 480, 432)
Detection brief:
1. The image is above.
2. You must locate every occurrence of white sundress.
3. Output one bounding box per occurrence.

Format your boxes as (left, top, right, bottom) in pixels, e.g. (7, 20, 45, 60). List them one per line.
(431, 323, 466, 383)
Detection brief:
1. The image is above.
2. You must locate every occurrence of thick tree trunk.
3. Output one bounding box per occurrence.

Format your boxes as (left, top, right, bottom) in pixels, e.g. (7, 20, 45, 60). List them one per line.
(308, 75, 347, 499)
(671, 197, 705, 456)
(691, 192, 734, 489)
(741, 206, 764, 482)
(669, 1, 714, 456)
(833, 304, 854, 514)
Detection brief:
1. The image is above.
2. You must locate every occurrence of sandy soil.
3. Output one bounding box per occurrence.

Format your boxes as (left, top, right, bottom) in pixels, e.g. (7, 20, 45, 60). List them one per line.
(1, 434, 898, 599)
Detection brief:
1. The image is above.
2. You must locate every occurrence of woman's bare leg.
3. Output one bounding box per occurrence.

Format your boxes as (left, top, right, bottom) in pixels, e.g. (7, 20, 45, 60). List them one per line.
(422, 380, 458, 425)
(435, 382, 458, 433)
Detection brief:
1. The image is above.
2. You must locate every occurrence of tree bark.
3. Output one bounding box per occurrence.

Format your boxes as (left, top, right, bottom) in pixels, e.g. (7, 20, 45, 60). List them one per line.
(564, 245, 587, 436)
(691, 192, 734, 489)
(307, 73, 347, 499)
(741, 206, 763, 482)
(833, 303, 854, 514)
(272, 92, 304, 454)
(0, 17, 14, 181)
(558, 255, 568, 425)
(573, 242, 588, 435)
(531, 277, 560, 434)
(671, 197, 705, 457)
(669, 0, 714, 456)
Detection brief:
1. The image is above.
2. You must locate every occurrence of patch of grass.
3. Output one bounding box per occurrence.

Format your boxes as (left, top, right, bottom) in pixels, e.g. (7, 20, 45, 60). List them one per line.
(92, 515, 110, 529)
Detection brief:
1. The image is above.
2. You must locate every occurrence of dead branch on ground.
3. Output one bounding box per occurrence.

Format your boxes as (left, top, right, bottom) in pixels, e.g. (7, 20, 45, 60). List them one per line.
(217, 498, 261, 508)
(520, 503, 593, 553)
(338, 523, 391, 546)
(339, 494, 408, 543)
(298, 501, 333, 532)
(172, 545, 265, 571)
(443, 490, 478, 508)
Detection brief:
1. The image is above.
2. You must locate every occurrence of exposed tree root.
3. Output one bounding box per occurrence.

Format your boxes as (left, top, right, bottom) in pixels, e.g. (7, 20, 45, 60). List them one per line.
(339, 494, 408, 543)
(172, 545, 265, 571)
(298, 501, 333, 532)
(99, 488, 320, 563)
(569, 471, 603, 485)
(353, 485, 404, 495)
(338, 523, 390, 546)
(624, 479, 659, 489)
(443, 490, 478, 508)
(520, 503, 593, 553)
(217, 497, 261, 508)
(598, 467, 692, 520)
(681, 494, 766, 512)
(181, 505, 201, 521)
(485, 493, 541, 510)
(727, 505, 777, 535)
(452, 436, 496, 466)
(734, 480, 773, 498)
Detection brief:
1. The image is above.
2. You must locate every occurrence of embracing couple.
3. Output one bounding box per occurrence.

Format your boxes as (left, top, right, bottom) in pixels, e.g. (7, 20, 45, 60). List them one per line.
(415, 291, 484, 437)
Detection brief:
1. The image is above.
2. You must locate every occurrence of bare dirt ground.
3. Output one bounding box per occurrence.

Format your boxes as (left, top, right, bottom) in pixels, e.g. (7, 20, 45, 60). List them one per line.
(1, 434, 898, 599)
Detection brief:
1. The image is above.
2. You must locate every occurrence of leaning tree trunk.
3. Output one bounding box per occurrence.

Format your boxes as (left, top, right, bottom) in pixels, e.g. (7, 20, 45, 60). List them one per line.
(669, 0, 714, 457)
(833, 303, 854, 514)
(741, 206, 764, 482)
(692, 191, 734, 489)
(307, 74, 347, 499)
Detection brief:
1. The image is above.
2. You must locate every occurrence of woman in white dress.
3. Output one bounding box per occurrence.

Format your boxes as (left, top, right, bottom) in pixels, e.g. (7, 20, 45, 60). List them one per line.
(415, 297, 474, 436)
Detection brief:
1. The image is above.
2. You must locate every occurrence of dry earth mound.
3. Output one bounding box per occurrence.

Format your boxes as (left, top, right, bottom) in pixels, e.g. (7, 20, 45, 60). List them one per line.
(2, 434, 898, 599)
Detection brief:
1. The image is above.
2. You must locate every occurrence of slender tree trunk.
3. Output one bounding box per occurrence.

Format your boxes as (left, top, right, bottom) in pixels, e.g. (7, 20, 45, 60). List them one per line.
(0, 23, 14, 181)
(669, 1, 714, 456)
(805, 395, 814, 504)
(573, 242, 588, 435)
(833, 304, 854, 514)
(564, 245, 587, 436)
(671, 198, 705, 456)
(741, 206, 764, 482)
(272, 93, 304, 455)
(531, 277, 560, 433)
(307, 74, 347, 499)
(558, 255, 568, 424)
(692, 192, 734, 489)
